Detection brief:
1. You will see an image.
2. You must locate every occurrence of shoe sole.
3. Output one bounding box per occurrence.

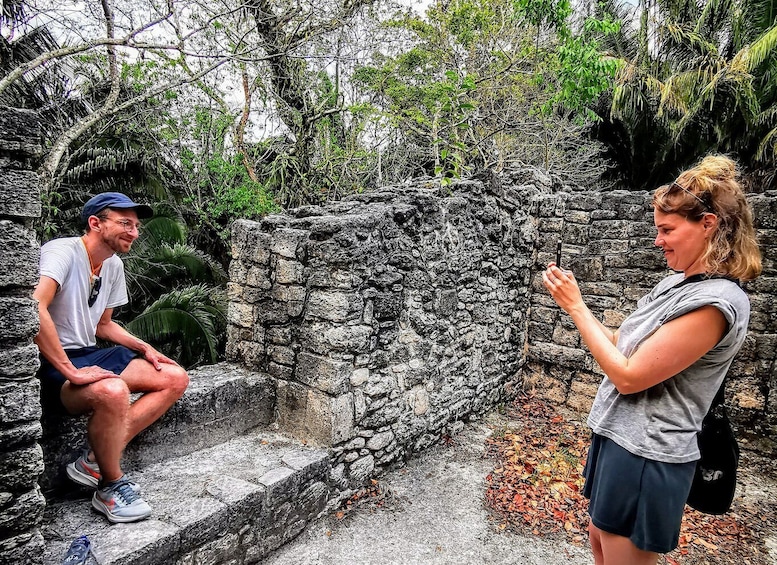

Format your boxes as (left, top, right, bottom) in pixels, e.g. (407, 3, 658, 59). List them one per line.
(91, 495, 151, 523)
(66, 462, 99, 488)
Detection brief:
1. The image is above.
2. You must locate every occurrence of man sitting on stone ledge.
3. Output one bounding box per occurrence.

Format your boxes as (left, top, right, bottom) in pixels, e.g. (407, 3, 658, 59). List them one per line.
(34, 192, 189, 523)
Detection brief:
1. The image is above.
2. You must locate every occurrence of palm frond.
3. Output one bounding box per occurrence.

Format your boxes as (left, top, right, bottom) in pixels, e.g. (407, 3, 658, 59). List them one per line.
(743, 23, 777, 71)
(125, 285, 227, 368)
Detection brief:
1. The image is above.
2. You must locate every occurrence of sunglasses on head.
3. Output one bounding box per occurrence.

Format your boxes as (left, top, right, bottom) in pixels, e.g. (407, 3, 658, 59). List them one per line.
(668, 181, 713, 213)
(88, 275, 102, 307)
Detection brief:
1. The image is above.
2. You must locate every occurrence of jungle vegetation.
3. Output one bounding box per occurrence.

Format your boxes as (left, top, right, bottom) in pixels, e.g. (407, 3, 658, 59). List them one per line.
(2, 0, 775, 365)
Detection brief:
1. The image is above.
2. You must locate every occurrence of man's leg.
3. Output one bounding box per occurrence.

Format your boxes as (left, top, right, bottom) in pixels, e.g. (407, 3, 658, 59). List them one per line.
(60, 357, 187, 481)
(60, 377, 131, 482)
(118, 358, 189, 446)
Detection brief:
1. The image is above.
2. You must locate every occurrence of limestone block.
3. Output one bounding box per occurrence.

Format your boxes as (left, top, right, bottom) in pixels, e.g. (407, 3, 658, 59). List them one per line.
(256, 301, 291, 324)
(0, 107, 39, 140)
(308, 268, 356, 290)
(0, 298, 38, 342)
(0, 381, 41, 424)
(0, 173, 41, 220)
(366, 430, 394, 451)
(227, 302, 254, 328)
(228, 260, 248, 286)
(226, 282, 243, 302)
(267, 326, 292, 345)
(268, 361, 294, 380)
(354, 390, 367, 421)
(372, 291, 403, 320)
(268, 345, 295, 366)
(586, 239, 629, 255)
(270, 228, 308, 259)
(359, 399, 403, 428)
(0, 345, 40, 379)
(294, 352, 351, 395)
(589, 219, 630, 239)
(246, 266, 272, 289)
(602, 309, 626, 328)
(0, 530, 44, 565)
(348, 454, 375, 484)
(350, 368, 369, 387)
(0, 487, 45, 536)
(731, 376, 766, 410)
(304, 324, 373, 355)
(274, 258, 304, 284)
(627, 249, 665, 269)
(305, 291, 362, 322)
(530, 305, 557, 324)
(0, 444, 42, 493)
(276, 380, 355, 446)
(552, 325, 579, 348)
(230, 219, 257, 259)
(0, 223, 39, 289)
(0, 422, 41, 451)
(566, 193, 601, 212)
(271, 284, 306, 303)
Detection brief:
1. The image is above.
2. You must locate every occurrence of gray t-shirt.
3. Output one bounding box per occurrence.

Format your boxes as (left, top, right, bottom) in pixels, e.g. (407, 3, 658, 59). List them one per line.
(39, 237, 128, 349)
(587, 273, 750, 464)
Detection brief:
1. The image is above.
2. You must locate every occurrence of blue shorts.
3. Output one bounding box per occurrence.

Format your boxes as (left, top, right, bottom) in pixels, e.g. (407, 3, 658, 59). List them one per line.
(583, 433, 696, 553)
(38, 346, 139, 412)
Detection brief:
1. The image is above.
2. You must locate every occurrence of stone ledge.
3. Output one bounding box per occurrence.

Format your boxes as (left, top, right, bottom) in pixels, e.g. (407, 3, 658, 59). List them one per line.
(42, 432, 331, 565)
(40, 363, 276, 493)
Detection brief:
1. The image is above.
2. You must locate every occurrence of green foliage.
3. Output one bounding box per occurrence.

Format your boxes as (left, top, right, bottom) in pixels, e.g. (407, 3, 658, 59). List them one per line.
(547, 15, 622, 121)
(122, 214, 225, 307)
(593, 0, 777, 187)
(125, 284, 227, 369)
(353, 0, 615, 185)
(197, 155, 279, 240)
(514, 0, 573, 32)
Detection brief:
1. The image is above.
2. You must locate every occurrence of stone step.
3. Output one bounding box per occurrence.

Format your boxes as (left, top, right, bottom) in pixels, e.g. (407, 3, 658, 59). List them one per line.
(42, 431, 331, 565)
(40, 363, 276, 493)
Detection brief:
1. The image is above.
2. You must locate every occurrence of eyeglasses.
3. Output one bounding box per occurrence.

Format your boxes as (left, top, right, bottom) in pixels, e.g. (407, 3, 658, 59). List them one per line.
(669, 182, 713, 212)
(88, 275, 102, 307)
(98, 216, 142, 234)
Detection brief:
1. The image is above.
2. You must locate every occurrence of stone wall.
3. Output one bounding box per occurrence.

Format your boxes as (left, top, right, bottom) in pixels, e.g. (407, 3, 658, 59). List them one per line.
(229, 173, 777, 480)
(227, 178, 537, 487)
(0, 107, 45, 564)
(526, 188, 777, 453)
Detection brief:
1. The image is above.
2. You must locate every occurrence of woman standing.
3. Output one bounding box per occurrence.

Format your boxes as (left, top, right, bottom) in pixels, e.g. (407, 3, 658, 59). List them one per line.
(543, 155, 761, 565)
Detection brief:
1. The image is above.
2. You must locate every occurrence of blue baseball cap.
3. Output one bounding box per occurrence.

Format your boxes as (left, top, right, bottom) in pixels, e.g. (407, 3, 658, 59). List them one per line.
(81, 192, 153, 222)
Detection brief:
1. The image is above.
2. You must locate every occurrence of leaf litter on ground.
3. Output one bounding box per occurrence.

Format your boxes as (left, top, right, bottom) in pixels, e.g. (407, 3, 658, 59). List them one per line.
(484, 393, 777, 564)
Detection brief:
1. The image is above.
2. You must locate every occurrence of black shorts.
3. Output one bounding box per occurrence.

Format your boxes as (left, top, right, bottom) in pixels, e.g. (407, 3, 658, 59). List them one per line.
(583, 433, 696, 554)
(38, 346, 139, 412)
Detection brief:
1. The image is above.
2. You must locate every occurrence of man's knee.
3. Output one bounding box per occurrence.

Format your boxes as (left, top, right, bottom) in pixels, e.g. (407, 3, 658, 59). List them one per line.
(167, 365, 189, 398)
(87, 378, 131, 408)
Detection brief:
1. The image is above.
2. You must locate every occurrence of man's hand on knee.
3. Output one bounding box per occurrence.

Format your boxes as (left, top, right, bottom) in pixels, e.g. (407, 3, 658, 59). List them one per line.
(69, 366, 121, 386)
(140, 345, 181, 371)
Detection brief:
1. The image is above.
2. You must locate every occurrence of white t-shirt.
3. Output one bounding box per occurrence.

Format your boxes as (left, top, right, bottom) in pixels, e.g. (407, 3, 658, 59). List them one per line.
(39, 237, 129, 349)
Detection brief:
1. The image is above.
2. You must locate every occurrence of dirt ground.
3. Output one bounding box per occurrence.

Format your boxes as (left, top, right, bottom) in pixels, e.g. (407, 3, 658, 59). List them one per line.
(261, 398, 776, 565)
(485, 396, 777, 565)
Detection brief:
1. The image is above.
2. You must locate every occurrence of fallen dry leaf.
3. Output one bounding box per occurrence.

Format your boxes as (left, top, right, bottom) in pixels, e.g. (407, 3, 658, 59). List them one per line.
(485, 393, 777, 564)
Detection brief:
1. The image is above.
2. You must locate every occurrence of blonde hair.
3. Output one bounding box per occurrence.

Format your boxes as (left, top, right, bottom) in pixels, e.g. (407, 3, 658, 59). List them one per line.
(652, 155, 762, 281)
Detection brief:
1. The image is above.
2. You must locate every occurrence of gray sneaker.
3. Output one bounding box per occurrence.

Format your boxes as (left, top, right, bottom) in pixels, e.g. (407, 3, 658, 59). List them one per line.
(66, 449, 140, 493)
(92, 478, 152, 523)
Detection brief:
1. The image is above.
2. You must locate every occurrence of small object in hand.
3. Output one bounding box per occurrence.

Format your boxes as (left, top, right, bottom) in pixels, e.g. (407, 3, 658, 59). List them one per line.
(555, 241, 562, 268)
(62, 535, 91, 564)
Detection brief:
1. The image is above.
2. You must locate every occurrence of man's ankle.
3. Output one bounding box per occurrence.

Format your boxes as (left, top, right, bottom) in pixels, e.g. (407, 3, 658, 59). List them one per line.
(98, 474, 124, 488)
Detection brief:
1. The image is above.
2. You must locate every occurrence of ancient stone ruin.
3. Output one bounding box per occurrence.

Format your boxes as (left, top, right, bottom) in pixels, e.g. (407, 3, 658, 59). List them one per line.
(1, 104, 775, 564)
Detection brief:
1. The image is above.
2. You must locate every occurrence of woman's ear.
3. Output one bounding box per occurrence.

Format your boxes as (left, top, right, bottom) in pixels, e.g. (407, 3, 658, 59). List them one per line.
(703, 213, 718, 233)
